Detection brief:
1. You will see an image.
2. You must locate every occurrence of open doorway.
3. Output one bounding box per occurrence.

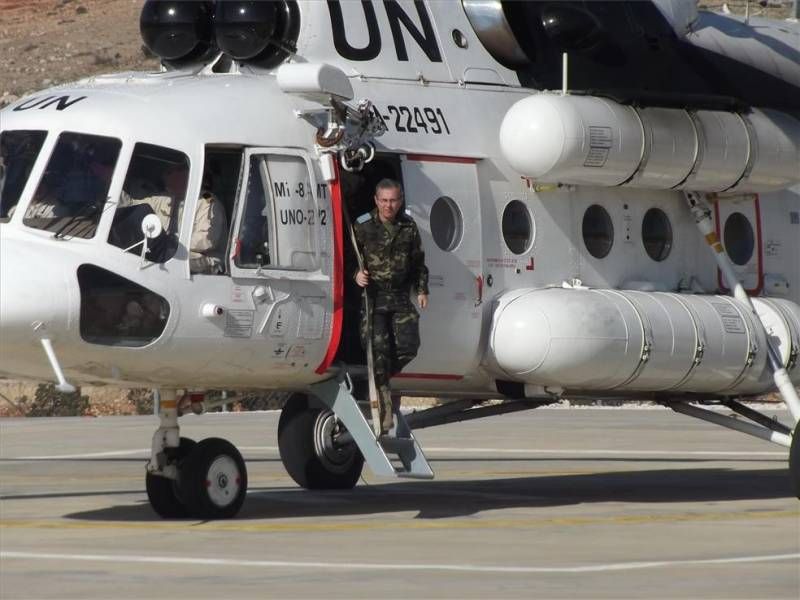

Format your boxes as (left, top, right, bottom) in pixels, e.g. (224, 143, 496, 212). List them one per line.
(192, 146, 243, 275)
(335, 153, 402, 365)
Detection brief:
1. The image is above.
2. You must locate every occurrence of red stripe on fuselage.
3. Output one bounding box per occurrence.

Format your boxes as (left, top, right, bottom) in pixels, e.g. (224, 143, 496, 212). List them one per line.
(315, 163, 344, 374)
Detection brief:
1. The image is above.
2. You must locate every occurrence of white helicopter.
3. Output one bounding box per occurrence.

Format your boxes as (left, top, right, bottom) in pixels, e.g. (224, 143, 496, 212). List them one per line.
(1, 0, 799, 519)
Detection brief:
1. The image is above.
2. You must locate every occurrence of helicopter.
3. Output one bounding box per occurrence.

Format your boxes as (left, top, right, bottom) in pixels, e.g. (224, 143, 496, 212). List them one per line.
(0, 0, 799, 519)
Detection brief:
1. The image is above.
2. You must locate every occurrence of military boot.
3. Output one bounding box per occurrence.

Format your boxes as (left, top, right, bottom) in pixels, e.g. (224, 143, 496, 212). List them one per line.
(379, 385, 394, 435)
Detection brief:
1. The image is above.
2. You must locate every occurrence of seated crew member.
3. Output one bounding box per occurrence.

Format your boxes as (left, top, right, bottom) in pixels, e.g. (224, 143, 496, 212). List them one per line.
(354, 178, 429, 435)
(113, 162, 188, 261)
(189, 174, 228, 274)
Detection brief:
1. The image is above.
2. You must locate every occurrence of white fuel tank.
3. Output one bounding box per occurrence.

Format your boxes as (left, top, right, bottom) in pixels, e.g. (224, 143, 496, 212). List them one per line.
(499, 94, 800, 193)
(487, 288, 800, 394)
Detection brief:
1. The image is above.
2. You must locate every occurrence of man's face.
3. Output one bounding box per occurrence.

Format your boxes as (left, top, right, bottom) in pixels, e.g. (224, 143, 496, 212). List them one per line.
(164, 166, 188, 197)
(375, 186, 402, 222)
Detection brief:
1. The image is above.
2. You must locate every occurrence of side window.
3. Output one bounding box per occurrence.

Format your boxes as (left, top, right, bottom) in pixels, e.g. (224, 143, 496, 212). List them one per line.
(78, 265, 170, 347)
(23, 132, 121, 238)
(108, 143, 189, 263)
(234, 153, 317, 271)
(0, 130, 47, 221)
(582, 204, 614, 259)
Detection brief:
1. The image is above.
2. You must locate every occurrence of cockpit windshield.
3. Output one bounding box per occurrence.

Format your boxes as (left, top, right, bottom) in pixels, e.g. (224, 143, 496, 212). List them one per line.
(0, 130, 47, 222)
(23, 132, 122, 238)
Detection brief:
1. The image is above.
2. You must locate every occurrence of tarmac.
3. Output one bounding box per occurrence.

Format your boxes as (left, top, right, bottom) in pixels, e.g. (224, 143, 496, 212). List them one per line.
(1, 407, 798, 599)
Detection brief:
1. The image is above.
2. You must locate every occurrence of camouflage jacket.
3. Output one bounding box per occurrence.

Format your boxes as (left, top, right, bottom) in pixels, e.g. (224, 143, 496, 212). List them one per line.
(354, 209, 429, 299)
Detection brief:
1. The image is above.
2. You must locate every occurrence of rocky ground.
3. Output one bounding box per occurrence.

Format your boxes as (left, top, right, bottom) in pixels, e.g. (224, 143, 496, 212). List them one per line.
(0, 0, 158, 108)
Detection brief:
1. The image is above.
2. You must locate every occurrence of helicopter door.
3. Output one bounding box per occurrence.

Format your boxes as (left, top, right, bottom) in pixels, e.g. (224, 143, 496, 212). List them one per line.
(400, 156, 484, 378)
(226, 148, 333, 368)
(715, 196, 763, 294)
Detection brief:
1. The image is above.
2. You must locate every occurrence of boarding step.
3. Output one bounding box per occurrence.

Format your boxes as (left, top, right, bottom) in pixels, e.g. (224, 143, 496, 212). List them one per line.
(309, 377, 434, 480)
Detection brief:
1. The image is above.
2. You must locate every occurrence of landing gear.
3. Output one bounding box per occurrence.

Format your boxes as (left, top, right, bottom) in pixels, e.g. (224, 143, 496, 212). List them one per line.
(145, 437, 196, 518)
(278, 393, 364, 489)
(145, 390, 248, 519)
(180, 438, 248, 520)
(790, 421, 800, 499)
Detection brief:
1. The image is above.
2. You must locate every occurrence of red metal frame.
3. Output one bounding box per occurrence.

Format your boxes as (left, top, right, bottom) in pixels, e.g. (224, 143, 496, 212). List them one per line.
(714, 195, 764, 295)
(315, 162, 344, 374)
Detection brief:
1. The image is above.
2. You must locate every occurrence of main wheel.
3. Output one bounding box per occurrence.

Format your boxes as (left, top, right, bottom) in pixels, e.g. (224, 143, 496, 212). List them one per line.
(180, 438, 248, 519)
(145, 437, 197, 518)
(790, 421, 800, 499)
(278, 394, 364, 490)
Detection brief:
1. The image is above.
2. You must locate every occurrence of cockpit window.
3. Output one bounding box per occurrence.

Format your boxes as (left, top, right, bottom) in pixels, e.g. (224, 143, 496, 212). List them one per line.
(0, 130, 47, 222)
(108, 143, 189, 263)
(23, 132, 121, 238)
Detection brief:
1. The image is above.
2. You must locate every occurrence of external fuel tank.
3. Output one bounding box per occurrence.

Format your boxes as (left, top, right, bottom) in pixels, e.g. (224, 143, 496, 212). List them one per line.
(487, 288, 800, 394)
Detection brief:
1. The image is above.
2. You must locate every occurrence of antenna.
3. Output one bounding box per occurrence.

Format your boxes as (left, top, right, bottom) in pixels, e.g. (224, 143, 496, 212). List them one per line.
(562, 52, 569, 95)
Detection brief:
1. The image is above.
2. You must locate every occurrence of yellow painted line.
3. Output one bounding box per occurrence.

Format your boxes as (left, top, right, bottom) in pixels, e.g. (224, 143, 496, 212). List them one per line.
(0, 510, 796, 535)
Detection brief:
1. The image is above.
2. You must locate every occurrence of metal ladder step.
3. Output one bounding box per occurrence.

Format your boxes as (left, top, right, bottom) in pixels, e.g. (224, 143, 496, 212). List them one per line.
(310, 377, 434, 480)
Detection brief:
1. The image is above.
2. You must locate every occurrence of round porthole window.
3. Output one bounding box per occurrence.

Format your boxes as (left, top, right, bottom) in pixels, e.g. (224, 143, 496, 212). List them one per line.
(582, 204, 613, 259)
(642, 207, 672, 262)
(430, 196, 462, 252)
(502, 200, 533, 255)
(452, 29, 468, 49)
(723, 212, 755, 266)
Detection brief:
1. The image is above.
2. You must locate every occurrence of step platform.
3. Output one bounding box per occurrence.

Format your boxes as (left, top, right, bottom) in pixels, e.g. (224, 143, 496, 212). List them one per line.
(310, 376, 434, 480)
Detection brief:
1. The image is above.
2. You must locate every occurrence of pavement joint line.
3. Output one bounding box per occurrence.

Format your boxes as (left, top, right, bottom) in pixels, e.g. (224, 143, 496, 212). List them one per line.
(0, 510, 797, 533)
(1, 550, 798, 574)
(5, 447, 788, 460)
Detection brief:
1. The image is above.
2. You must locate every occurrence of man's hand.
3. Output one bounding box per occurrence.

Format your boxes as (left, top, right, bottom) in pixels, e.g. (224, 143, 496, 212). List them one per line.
(417, 293, 428, 309)
(355, 269, 369, 287)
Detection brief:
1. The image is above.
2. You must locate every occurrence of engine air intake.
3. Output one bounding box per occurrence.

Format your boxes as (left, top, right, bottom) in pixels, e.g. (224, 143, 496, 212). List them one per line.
(214, 0, 300, 67)
(140, 0, 217, 66)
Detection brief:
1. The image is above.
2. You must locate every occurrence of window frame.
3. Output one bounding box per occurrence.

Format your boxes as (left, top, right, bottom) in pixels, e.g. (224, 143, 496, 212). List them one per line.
(430, 195, 463, 252)
(21, 130, 123, 239)
(501, 199, 534, 255)
(0, 129, 49, 223)
(641, 207, 673, 262)
(106, 141, 191, 264)
(582, 203, 614, 260)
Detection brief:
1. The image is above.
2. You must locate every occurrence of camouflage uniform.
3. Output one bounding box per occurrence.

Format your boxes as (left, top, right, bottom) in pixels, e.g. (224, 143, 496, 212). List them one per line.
(354, 208, 429, 432)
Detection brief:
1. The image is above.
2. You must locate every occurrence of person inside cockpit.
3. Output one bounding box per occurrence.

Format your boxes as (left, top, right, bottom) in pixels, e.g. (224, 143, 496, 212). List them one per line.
(189, 171, 228, 275)
(110, 155, 188, 262)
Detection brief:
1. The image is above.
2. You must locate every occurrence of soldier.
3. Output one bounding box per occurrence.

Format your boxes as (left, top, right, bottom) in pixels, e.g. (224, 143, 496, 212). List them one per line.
(354, 178, 429, 435)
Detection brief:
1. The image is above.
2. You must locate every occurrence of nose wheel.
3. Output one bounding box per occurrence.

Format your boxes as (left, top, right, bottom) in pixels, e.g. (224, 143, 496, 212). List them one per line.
(179, 437, 248, 519)
(146, 437, 248, 520)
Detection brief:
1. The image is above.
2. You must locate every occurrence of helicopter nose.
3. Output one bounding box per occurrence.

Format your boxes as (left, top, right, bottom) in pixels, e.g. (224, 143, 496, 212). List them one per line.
(0, 238, 77, 376)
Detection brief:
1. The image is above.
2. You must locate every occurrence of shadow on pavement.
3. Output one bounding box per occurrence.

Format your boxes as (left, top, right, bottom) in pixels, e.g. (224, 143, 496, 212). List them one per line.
(63, 467, 795, 522)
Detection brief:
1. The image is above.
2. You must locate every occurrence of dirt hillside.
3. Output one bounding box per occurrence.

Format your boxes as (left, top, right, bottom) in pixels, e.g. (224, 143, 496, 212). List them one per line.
(0, 0, 158, 108)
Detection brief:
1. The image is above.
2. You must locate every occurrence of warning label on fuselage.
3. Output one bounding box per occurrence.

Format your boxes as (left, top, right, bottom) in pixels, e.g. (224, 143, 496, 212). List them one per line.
(711, 302, 746, 334)
(584, 126, 613, 168)
(225, 310, 255, 338)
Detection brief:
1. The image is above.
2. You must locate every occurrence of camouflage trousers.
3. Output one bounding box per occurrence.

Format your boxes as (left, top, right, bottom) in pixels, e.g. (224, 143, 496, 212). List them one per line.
(360, 294, 420, 431)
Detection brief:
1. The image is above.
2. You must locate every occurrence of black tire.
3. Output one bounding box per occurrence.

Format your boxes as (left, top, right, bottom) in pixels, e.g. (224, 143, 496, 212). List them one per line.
(145, 437, 197, 519)
(180, 437, 248, 519)
(790, 421, 800, 500)
(278, 394, 364, 490)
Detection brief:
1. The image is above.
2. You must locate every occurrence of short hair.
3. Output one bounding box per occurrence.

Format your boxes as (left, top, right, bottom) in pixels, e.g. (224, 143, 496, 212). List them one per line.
(375, 178, 403, 196)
